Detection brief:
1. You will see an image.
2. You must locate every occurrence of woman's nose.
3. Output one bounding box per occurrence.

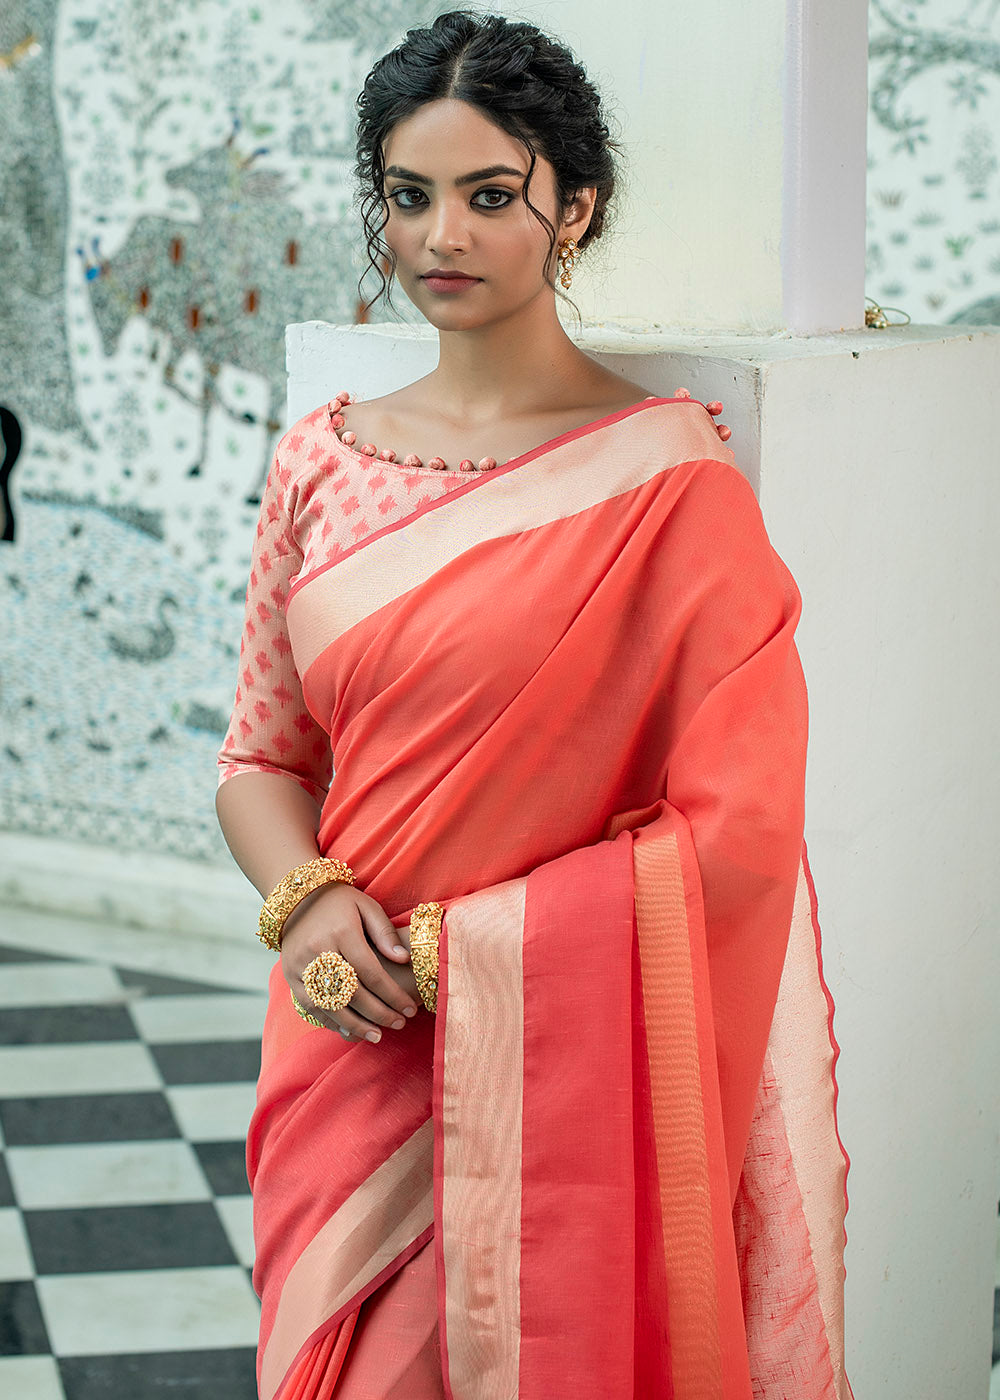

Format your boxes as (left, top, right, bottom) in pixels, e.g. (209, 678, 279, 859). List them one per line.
(426, 200, 469, 255)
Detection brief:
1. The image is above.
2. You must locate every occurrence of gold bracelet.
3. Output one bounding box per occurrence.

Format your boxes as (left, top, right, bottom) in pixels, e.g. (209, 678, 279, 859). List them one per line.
(257, 856, 355, 952)
(290, 988, 327, 1029)
(409, 901, 443, 1013)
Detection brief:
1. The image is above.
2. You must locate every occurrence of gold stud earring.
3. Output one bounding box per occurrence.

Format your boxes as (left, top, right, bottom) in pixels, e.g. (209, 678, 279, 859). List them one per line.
(557, 237, 580, 290)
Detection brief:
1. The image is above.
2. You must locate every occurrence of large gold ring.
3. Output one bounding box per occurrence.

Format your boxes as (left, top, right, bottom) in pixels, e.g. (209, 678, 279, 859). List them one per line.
(302, 950, 359, 1012)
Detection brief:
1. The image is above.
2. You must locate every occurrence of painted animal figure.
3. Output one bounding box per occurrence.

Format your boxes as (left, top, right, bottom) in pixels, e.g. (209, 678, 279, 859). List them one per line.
(81, 126, 358, 502)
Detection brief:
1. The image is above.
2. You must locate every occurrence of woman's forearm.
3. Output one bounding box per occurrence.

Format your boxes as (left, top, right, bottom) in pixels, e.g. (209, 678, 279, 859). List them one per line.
(215, 771, 326, 899)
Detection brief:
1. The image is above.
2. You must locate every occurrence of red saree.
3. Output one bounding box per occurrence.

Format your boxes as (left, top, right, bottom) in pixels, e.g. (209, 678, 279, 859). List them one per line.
(233, 396, 852, 1398)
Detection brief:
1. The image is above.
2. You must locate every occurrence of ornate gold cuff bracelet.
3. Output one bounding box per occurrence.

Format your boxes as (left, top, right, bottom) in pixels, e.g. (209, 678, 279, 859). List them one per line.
(409, 901, 443, 1013)
(257, 856, 355, 952)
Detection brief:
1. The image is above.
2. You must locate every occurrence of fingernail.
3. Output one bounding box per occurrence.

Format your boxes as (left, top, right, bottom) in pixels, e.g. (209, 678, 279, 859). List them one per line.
(365, 1030, 381, 1043)
(391, 1018, 405, 1030)
(402, 1005, 416, 1017)
(393, 945, 408, 956)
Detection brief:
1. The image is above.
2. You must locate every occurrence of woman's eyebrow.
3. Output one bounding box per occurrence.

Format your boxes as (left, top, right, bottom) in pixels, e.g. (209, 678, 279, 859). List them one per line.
(383, 163, 526, 186)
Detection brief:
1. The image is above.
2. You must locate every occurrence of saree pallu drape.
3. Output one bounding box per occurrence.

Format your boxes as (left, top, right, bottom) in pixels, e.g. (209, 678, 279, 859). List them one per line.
(246, 400, 854, 1399)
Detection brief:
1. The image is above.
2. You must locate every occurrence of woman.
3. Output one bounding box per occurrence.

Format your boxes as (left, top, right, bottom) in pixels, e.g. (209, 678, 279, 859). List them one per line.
(215, 11, 853, 1398)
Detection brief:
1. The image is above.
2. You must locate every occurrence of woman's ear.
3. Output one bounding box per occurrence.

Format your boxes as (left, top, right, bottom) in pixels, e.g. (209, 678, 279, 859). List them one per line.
(561, 186, 598, 243)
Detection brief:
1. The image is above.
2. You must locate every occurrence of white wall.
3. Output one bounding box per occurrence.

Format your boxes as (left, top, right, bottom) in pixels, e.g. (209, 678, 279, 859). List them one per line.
(759, 327, 1000, 1396)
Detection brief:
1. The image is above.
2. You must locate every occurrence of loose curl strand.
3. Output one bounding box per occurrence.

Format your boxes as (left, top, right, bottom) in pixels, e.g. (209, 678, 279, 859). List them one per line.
(353, 9, 623, 319)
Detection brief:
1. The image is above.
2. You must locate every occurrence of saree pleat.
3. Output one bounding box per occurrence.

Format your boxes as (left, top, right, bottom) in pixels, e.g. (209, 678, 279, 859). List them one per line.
(241, 399, 852, 1399)
(279, 1242, 443, 1400)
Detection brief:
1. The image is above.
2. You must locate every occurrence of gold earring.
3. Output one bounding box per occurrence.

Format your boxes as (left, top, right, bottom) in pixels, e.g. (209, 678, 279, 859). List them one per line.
(557, 237, 580, 290)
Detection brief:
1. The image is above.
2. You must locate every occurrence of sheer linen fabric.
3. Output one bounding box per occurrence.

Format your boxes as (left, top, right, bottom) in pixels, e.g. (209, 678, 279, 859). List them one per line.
(218, 396, 853, 1399)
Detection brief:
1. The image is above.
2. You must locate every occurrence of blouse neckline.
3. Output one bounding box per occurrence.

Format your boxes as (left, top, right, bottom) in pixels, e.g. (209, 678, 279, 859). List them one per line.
(326, 393, 674, 478)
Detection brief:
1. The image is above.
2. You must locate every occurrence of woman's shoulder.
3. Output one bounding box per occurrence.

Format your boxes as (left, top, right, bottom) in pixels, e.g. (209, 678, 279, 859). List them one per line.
(266, 399, 355, 495)
(277, 400, 340, 459)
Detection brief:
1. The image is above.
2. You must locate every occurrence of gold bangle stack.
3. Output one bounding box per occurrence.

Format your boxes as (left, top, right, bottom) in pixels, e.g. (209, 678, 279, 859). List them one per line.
(257, 856, 355, 952)
(409, 901, 443, 1013)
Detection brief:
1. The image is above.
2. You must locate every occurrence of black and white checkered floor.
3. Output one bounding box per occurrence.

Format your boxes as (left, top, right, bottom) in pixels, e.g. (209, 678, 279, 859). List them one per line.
(0, 904, 273, 1399)
(2, 905, 999, 1399)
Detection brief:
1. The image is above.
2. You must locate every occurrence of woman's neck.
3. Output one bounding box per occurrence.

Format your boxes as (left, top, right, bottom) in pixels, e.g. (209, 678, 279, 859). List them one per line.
(422, 292, 604, 427)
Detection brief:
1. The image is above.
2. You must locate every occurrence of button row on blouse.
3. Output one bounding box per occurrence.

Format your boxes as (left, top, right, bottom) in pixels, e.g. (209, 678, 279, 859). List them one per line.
(329, 388, 732, 471)
(674, 388, 732, 442)
(330, 392, 497, 472)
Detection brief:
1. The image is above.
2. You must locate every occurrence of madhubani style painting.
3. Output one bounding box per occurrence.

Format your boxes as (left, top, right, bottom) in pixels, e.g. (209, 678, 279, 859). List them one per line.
(0, 0, 438, 860)
(867, 0, 1000, 324)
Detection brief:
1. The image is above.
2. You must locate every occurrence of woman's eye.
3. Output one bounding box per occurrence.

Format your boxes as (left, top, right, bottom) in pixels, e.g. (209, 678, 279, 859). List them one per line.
(473, 188, 513, 209)
(389, 188, 425, 210)
(387, 187, 513, 212)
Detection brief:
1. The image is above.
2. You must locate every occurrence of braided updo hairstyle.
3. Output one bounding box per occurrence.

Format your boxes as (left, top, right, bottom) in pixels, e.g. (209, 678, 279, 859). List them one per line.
(354, 9, 622, 315)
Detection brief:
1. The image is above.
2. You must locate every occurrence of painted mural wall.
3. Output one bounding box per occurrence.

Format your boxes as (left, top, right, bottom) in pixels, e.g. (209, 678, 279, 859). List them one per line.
(0, 0, 436, 861)
(867, 0, 1000, 325)
(1, 0, 998, 865)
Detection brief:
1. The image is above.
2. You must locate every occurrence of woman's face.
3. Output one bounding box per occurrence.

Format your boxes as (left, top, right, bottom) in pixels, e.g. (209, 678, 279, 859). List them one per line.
(380, 98, 590, 329)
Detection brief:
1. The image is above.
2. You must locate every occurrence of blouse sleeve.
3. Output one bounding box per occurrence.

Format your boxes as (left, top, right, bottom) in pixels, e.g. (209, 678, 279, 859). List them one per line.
(216, 437, 333, 803)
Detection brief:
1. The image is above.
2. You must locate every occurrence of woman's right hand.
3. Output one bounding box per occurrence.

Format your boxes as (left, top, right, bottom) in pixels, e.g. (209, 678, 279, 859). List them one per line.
(279, 881, 421, 1043)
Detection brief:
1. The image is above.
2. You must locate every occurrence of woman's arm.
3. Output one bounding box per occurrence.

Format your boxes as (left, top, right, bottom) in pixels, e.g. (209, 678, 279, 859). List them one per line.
(215, 769, 325, 900)
(216, 769, 421, 1039)
(216, 434, 418, 1040)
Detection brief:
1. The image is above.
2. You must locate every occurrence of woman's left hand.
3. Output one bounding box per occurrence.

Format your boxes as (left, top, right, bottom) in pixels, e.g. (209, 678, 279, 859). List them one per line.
(337, 922, 423, 1042)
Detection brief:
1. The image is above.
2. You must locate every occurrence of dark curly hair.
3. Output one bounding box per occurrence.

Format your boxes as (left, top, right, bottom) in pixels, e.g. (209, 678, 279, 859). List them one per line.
(354, 8, 622, 317)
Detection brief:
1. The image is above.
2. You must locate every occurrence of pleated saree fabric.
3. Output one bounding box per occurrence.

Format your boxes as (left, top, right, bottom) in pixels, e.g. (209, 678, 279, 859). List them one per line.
(222, 395, 853, 1399)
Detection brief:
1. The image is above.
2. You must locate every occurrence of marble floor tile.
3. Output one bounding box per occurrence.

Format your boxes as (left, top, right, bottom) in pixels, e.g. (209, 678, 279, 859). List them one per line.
(0, 1279, 51, 1355)
(214, 1195, 255, 1270)
(0, 1004, 137, 1047)
(25, 1202, 237, 1275)
(0, 944, 75, 966)
(36, 1267, 261, 1356)
(6, 1141, 211, 1211)
(0, 911, 275, 1390)
(116, 966, 248, 997)
(0, 963, 125, 1011)
(0, 1154, 14, 1206)
(165, 1084, 258, 1144)
(0, 1043, 161, 1099)
(58, 1347, 257, 1400)
(130, 992, 267, 1045)
(0, 1353, 67, 1400)
(151, 1039, 261, 1086)
(192, 1141, 250, 1197)
(0, 1207, 34, 1280)
(0, 1091, 180, 1147)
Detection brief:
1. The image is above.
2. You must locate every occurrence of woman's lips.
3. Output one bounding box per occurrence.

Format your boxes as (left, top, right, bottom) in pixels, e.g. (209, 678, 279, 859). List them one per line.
(421, 274, 481, 294)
